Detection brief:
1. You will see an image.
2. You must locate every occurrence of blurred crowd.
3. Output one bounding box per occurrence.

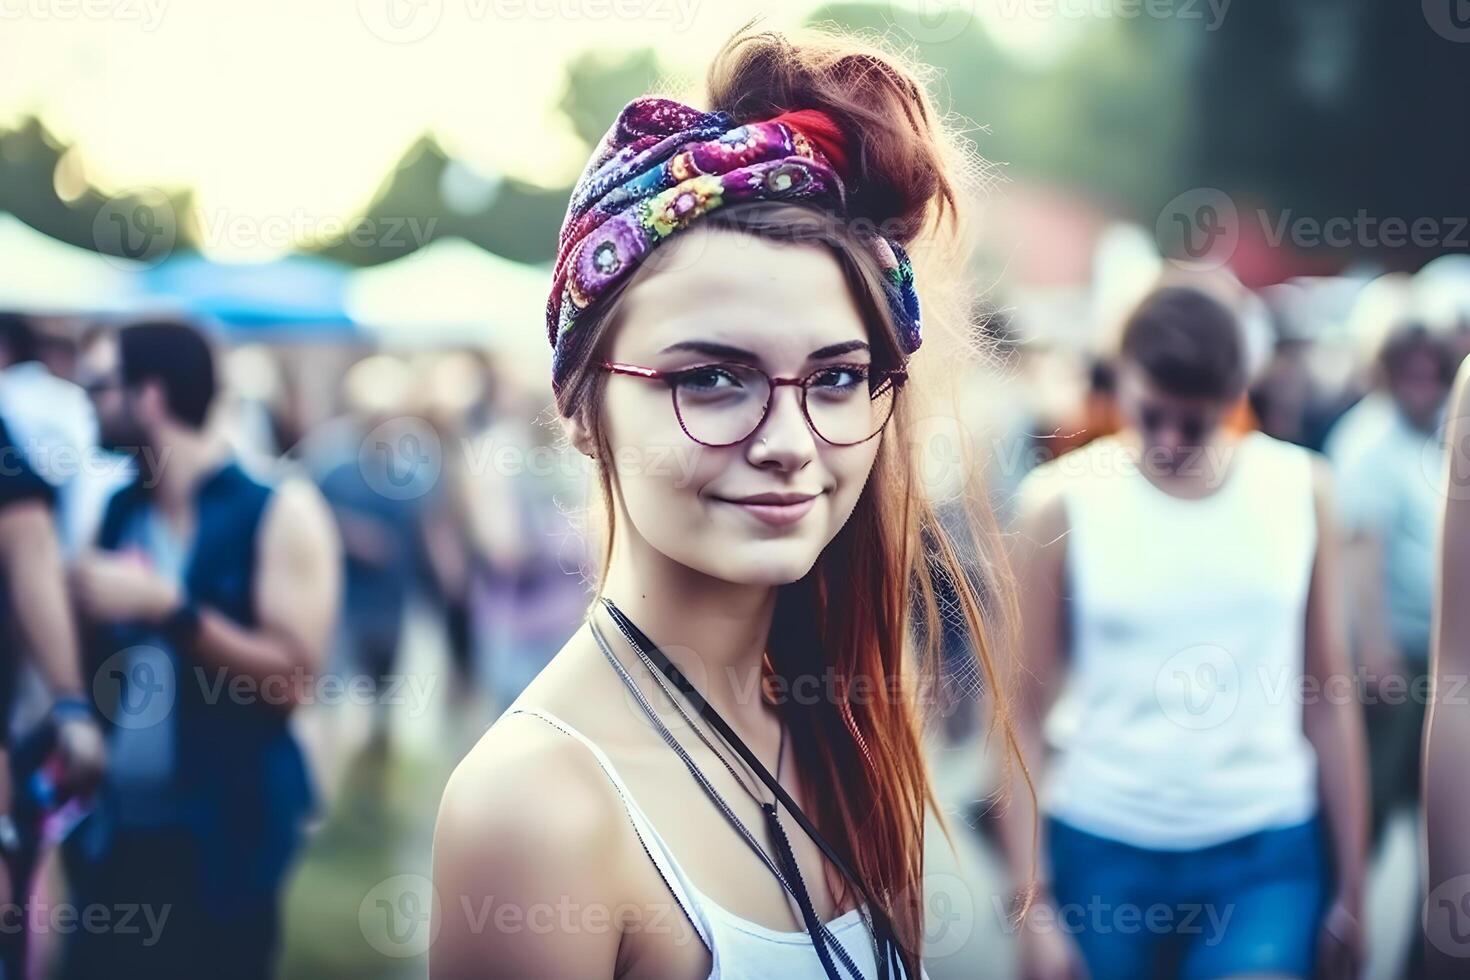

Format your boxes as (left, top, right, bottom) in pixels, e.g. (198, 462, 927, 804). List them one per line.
(0, 251, 1466, 978)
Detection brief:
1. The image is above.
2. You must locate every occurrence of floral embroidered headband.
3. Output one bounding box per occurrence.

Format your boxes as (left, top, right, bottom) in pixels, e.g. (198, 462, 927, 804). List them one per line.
(546, 96, 923, 393)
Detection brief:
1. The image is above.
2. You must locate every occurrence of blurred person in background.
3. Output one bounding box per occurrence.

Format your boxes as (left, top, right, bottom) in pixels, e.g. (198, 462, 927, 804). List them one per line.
(1424, 355, 1470, 978)
(217, 344, 288, 478)
(459, 374, 589, 714)
(416, 351, 497, 708)
(63, 320, 340, 980)
(1321, 275, 1417, 475)
(1327, 320, 1454, 820)
(0, 312, 106, 554)
(1326, 317, 1456, 980)
(998, 285, 1368, 980)
(0, 410, 104, 980)
(308, 354, 432, 752)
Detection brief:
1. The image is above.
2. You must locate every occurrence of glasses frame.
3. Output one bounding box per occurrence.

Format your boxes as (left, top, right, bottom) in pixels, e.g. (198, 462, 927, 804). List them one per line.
(600, 359, 907, 448)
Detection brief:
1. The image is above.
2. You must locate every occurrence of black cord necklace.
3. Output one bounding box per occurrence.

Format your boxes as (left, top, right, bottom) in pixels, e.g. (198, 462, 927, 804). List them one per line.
(597, 596, 908, 980)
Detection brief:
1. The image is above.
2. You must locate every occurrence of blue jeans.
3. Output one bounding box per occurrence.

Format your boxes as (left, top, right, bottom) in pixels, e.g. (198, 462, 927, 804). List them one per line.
(1046, 816, 1330, 979)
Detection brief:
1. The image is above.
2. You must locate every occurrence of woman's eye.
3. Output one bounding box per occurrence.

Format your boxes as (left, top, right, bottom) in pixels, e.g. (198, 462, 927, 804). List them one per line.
(676, 366, 742, 391)
(811, 366, 868, 390)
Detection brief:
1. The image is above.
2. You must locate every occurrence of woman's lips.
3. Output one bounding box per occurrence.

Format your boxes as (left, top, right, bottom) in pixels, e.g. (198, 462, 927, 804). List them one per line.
(713, 494, 819, 527)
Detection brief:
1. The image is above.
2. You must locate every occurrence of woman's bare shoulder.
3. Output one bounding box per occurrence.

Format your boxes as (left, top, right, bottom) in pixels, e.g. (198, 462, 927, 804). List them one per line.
(437, 705, 622, 857)
(434, 623, 634, 869)
(431, 706, 633, 976)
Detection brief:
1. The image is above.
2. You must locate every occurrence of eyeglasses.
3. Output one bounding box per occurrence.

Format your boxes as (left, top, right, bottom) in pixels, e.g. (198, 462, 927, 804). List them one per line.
(600, 360, 906, 448)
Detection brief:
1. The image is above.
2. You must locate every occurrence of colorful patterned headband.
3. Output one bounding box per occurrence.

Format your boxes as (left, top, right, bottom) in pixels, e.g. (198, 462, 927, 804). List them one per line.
(546, 96, 923, 393)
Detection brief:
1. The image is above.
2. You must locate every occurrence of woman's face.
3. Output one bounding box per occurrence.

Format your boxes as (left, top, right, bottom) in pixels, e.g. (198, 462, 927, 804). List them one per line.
(591, 226, 886, 585)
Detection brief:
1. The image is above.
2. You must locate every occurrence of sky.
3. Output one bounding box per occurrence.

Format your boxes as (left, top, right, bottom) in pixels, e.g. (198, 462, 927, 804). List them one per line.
(0, 0, 1076, 259)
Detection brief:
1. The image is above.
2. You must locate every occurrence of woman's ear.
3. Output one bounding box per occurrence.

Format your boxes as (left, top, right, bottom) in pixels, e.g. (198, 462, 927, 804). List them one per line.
(561, 411, 597, 459)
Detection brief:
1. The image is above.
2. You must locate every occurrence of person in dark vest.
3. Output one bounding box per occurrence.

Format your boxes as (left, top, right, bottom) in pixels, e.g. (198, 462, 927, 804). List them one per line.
(62, 321, 340, 979)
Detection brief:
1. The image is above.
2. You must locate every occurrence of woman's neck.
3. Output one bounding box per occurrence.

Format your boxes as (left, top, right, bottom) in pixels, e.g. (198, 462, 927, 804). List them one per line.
(599, 533, 779, 738)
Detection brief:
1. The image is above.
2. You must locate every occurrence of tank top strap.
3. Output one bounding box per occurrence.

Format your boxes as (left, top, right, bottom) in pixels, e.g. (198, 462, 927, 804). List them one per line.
(504, 706, 716, 956)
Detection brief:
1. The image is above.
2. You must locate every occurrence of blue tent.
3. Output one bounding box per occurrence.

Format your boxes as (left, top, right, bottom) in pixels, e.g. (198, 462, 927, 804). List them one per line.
(140, 252, 358, 338)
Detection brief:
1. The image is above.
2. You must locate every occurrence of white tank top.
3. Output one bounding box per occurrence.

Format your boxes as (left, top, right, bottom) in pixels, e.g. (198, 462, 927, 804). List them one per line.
(507, 707, 926, 980)
(1035, 432, 1321, 849)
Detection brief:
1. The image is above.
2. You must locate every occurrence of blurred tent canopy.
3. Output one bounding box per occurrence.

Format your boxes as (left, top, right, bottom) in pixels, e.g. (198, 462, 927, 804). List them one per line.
(139, 253, 357, 338)
(345, 236, 552, 369)
(0, 212, 142, 314)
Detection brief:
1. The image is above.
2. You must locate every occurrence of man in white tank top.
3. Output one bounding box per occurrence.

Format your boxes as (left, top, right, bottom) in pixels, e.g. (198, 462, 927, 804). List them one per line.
(995, 285, 1370, 980)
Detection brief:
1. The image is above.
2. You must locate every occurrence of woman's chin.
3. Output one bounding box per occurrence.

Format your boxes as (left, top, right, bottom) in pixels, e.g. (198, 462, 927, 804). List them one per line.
(696, 540, 820, 586)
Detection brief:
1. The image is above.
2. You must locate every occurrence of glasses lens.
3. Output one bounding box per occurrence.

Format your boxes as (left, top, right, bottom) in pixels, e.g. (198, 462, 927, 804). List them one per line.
(673, 364, 771, 446)
(805, 366, 897, 445)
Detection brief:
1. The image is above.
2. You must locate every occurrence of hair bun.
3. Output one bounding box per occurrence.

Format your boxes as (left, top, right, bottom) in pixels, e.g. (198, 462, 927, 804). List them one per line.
(707, 27, 958, 245)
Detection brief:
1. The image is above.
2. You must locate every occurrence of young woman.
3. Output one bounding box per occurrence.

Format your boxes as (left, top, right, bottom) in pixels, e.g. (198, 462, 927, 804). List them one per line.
(997, 285, 1370, 980)
(433, 27, 1023, 980)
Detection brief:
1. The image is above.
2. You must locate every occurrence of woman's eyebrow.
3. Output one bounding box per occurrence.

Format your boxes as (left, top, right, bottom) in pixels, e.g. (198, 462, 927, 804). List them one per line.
(657, 339, 871, 362)
(658, 340, 758, 361)
(809, 340, 869, 360)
